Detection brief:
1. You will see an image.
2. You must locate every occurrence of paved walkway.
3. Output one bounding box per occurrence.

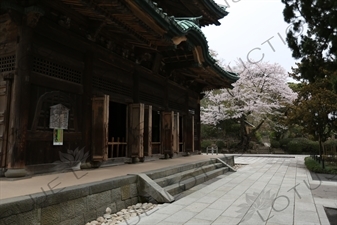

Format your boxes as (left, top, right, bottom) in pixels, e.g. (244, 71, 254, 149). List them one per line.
(121, 156, 337, 225)
(1, 155, 336, 224)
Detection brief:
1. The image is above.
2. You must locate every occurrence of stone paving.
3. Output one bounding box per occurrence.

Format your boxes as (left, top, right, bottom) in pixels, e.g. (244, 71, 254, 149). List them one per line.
(121, 156, 337, 225)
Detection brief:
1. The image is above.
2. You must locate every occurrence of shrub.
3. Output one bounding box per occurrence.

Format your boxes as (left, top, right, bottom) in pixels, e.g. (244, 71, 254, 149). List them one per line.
(304, 157, 337, 174)
(279, 138, 292, 150)
(287, 139, 303, 154)
(305, 157, 325, 173)
(201, 140, 213, 150)
(228, 123, 241, 133)
(306, 141, 320, 154)
(216, 140, 226, 149)
(270, 139, 280, 148)
(280, 137, 319, 154)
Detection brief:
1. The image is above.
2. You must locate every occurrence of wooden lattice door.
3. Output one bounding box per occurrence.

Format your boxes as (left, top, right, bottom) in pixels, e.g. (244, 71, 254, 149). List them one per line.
(92, 95, 109, 161)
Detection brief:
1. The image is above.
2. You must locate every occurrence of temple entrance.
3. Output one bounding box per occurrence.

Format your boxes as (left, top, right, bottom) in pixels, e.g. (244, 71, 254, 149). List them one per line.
(108, 101, 127, 158)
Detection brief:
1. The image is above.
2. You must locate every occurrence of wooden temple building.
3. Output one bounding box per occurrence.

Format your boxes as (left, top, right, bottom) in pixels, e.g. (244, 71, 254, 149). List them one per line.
(0, 0, 238, 177)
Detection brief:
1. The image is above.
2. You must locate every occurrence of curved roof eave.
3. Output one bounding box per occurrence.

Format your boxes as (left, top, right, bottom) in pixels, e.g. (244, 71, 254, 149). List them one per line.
(134, 0, 239, 83)
(173, 20, 239, 82)
(203, 0, 229, 19)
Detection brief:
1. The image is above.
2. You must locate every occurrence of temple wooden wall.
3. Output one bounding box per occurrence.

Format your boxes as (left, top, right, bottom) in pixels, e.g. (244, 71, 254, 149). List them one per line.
(0, 11, 201, 166)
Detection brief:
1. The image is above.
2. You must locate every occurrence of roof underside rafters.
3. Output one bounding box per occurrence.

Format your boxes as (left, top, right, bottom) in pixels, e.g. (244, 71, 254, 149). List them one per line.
(53, 0, 237, 90)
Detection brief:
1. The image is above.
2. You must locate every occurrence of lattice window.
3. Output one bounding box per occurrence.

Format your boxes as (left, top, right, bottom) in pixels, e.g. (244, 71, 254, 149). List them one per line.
(92, 77, 132, 97)
(33, 57, 82, 84)
(0, 55, 15, 72)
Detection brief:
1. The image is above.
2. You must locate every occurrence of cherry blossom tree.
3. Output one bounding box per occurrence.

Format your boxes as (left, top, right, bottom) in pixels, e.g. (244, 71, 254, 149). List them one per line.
(201, 61, 297, 151)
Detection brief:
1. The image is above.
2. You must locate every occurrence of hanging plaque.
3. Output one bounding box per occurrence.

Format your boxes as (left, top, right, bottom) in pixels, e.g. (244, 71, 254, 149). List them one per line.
(49, 104, 69, 129)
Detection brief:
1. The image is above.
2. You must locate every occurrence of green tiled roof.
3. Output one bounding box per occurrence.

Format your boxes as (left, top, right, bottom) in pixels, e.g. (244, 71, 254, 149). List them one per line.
(173, 19, 239, 82)
(135, 0, 239, 83)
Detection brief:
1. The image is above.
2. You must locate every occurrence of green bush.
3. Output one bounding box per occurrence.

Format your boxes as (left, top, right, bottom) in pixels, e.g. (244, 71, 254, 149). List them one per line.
(279, 138, 292, 150)
(270, 139, 280, 148)
(201, 140, 213, 150)
(288, 139, 303, 154)
(201, 125, 218, 139)
(305, 157, 325, 173)
(304, 157, 337, 174)
(306, 141, 320, 154)
(228, 123, 241, 133)
(287, 138, 320, 154)
(226, 140, 239, 149)
(216, 140, 226, 149)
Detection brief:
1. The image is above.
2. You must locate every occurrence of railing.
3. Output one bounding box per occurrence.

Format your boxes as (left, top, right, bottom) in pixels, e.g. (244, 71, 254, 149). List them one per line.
(206, 146, 218, 155)
(108, 137, 127, 158)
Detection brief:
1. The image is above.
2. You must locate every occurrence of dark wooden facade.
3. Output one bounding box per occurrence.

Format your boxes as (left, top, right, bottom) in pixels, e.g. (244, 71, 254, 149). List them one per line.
(0, 0, 238, 176)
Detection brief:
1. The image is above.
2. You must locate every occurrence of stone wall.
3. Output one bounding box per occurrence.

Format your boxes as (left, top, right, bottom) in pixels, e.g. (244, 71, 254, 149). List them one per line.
(0, 156, 235, 225)
(0, 175, 139, 225)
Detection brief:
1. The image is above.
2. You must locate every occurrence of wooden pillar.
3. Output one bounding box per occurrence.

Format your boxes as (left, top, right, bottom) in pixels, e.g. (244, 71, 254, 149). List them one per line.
(128, 103, 144, 161)
(6, 22, 33, 175)
(173, 112, 179, 153)
(144, 105, 152, 157)
(184, 93, 194, 153)
(195, 99, 201, 152)
(161, 111, 174, 157)
(83, 51, 93, 156)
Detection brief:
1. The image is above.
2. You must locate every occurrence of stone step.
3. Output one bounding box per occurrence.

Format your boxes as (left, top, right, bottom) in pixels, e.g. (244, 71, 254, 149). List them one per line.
(145, 158, 218, 180)
(154, 162, 224, 188)
(164, 167, 229, 196)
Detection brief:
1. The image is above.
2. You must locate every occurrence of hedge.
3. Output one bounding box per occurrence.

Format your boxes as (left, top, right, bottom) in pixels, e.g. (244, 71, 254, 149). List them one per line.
(304, 157, 337, 174)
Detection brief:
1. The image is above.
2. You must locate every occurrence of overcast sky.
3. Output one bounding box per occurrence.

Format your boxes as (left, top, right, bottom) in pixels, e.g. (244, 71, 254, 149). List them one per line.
(202, 0, 300, 74)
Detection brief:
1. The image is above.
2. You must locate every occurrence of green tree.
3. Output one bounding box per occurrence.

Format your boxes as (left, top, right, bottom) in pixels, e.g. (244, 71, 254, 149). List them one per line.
(287, 78, 337, 157)
(281, 0, 337, 82)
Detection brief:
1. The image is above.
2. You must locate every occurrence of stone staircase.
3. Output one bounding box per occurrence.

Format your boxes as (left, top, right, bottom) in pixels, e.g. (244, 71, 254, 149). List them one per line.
(144, 158, 230, 198)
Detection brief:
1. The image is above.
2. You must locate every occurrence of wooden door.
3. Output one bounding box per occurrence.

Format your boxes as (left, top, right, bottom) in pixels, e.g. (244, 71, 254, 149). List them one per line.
(184, 114, 194, 152)
(144, 105, 152, 156)
(91, 95, 109, 161)
(128, 103, 144, 158)
(161, 111, 174, 155)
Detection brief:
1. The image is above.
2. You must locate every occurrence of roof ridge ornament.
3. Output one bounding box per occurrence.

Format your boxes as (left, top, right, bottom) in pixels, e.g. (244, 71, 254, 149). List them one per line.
(173, 16, 203, 27)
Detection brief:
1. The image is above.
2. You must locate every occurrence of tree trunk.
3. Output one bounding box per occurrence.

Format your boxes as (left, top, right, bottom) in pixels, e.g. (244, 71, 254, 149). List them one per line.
(239, 116, 249, 152)
(318, 136, 325, 169)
